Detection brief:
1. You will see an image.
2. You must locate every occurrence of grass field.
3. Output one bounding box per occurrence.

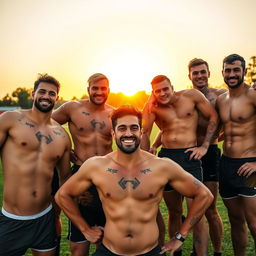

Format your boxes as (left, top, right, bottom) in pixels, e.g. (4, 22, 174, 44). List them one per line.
(0, 124, 255, 255)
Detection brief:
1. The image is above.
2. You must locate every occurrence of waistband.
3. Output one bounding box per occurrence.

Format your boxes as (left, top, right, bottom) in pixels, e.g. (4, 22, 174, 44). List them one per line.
(1, 204, 52, 220)
(160, 147, 196, 153)
(221, 155, 256, 162)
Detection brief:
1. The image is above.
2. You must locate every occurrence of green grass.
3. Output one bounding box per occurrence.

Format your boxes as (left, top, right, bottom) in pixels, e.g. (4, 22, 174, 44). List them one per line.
(0, 124, 255, 255)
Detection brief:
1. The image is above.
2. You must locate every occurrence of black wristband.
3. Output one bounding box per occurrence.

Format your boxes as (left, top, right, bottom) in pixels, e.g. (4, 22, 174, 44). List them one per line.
(175, 232, 185, 242)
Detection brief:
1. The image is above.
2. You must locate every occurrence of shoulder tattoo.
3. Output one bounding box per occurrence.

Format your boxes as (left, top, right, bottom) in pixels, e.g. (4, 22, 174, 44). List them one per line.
(82, 111, 90, 116)
(106, 168, 118, 174)
(140, 168, 151, 174)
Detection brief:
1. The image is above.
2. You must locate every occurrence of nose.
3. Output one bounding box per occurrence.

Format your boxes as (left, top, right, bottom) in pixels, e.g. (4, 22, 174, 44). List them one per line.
(124, 128, 133, 136)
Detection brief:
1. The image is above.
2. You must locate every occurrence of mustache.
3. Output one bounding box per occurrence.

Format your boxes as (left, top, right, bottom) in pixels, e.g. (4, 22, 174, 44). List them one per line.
(120, 136, 137, 140)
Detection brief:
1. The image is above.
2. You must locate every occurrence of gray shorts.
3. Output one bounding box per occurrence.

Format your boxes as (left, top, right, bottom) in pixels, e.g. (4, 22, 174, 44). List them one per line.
(0, 204, 57, 256)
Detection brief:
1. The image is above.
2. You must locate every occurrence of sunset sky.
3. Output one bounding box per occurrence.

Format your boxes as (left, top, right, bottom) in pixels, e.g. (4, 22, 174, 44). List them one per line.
(1, 0, 255, 99)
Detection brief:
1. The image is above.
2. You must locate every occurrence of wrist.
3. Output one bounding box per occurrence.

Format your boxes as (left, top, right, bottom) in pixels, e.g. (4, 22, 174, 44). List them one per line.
(174, 232, 185, 243)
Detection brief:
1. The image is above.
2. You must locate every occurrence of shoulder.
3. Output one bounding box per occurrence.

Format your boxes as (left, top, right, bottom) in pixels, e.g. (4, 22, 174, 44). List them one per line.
(79, 155, 110, 174)
(247, 85, 256, 102)
(0, 109, 25, 123)
(182, 88, 204, 98)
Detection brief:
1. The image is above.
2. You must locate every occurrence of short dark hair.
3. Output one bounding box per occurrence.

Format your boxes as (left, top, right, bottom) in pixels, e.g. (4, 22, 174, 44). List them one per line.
(151, 75, 171, 87)
(223, 54, 246, 71)
(87, 73, 109, 87)
(188, 58, 209, 72)
(111, 105, 142, 129)
(34, 74, 60, 93)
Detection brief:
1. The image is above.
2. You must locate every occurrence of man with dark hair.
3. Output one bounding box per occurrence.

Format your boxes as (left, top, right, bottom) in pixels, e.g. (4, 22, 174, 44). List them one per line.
(52, 73, 114, 256)
(216, 54, 256, 256)
(142, 75, 218, 256)
(0, 74, 71, 256)
(55, 105, 213, 256)
(188, 58, 225, 256)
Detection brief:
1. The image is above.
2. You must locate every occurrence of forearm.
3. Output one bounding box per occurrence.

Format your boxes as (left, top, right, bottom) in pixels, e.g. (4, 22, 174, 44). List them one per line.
(179, 189, 213, 237)
(202, 119, 218, 149)
(55, 192, 90, 233)
(141, 133, 151, 151)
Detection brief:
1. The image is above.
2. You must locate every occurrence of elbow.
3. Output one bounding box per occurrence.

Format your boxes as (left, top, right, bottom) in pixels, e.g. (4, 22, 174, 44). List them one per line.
(203, 188, 214, 208)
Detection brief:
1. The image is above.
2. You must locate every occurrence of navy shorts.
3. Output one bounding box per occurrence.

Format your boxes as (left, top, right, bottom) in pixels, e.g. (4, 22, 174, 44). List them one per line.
(92, 244, 165, 256)
(158, 147, 203, 191)
(201, 144, 221, 182)
(67, 164, 106, 243)
(219, 155, 256, 199)
(0, 205, 57, 256)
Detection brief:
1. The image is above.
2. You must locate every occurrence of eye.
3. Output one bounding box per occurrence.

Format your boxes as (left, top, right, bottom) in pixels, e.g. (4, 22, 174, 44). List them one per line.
(131, 125, 139, 131)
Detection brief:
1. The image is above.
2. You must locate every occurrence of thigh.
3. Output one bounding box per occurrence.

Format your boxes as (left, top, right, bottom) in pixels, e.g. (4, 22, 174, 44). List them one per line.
(223, 197, 246, 221)
(241, 196, 256, 225)
(32, 249, 56, 256)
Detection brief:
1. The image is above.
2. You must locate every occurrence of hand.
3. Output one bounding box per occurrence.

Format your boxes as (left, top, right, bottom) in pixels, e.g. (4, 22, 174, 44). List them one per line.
(149, 146, 157, 155)
(70, 149, 78, 163)
(237, 162, 256, 178)
(160, 238, 183, 255)
(82, 226, 104, 243)
(77, 192, 94, 206)
(185, 146, 208, 160)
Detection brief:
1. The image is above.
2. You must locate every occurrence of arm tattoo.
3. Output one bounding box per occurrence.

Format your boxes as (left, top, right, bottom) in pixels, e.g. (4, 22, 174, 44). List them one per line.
(82, 111, 90, 116)
(190, 216, 200, 226)
(36, 131, 53, 144)
(91, 119, 106, 129)
(119, 177, 140, 189)
(140, 169, 152, 174)
(204, 121, 217, 144)
(106, 168, 118, 174)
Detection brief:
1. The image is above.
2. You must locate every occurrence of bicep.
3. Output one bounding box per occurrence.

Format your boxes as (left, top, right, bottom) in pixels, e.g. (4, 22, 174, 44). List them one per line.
(0, 112, 13, 146)
(52, 105, 69, 124)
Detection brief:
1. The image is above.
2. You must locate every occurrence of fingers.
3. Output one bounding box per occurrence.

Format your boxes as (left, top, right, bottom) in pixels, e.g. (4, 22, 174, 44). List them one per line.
(238, 163, 256, 177)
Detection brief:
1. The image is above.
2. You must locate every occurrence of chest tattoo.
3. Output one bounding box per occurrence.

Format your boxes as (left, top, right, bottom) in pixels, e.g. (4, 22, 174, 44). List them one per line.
(35, 131, 53, 144)
(140, 168, 151, 174)
(118, 177, 141, 190)
(25, 122, 35, 128)
(82, 111, 90, 116)
(91, 119, 106, 129)
(53, 130, 62, 136)
(106, 168, 118, 174)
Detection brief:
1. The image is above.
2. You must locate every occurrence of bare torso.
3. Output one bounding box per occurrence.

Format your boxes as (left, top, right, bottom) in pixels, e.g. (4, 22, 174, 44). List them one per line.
(196, 87, 226, 145)
(88, 152, 168, 255)
(52, 100, 114, 164)
(217, 85, 256, 158)
(1, 110, 70, 215)
(152, 90, 199, 148)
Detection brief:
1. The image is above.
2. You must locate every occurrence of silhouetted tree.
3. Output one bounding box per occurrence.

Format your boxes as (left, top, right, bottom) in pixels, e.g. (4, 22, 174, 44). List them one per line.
(0, 94, 17, 106)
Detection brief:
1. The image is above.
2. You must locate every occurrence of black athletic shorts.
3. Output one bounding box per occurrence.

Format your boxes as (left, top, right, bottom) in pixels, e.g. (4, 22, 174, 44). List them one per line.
(219, 155, 256, 199)
(158, 147, 203, 191)
(201, 144, 221, 182)
(92, 244, 166, 256)
(0, 204, 57, 256)
(67, 164, 106, 243)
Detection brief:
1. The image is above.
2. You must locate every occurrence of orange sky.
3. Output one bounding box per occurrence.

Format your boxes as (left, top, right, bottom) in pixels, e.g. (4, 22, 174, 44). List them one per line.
(0, 0, 256, 99)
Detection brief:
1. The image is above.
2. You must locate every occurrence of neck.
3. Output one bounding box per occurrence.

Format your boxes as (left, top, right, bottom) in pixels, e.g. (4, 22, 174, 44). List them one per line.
(114, 148, 142, 167)
(89, 101, 106, 111)
(31, 106, 52, 124)
(228, 83, 247, 97)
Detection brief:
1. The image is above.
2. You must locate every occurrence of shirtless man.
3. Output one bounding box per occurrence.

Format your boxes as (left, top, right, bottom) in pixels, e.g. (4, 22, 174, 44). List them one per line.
(141, 75, 218, 256)
(55, 105, 213, 256)
(52, 73, 114, 256)
(0, 74, 71, 256)
(216, 54, 256, 256)
(188, 58, 225, 256)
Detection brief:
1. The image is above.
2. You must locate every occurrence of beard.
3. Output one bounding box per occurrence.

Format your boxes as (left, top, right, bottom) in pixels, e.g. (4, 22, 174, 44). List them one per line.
(89, 94, 108, 105)
(34, 99, 55, 113)
(225, 76, 244, 89)
(116, 136, 140, 154)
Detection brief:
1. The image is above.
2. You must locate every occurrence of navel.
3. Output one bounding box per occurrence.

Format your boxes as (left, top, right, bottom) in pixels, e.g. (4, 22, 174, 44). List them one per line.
(149, 193, 154, 198)
(106, 192, 111, 197)
(79, 127, 84, 131)
(32, 191, 37, 197)
(21, 142, 27, 146)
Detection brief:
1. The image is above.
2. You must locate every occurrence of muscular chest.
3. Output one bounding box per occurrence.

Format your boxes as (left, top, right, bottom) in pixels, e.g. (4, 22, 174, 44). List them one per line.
(9, 122, 66, 160)
(155, 101, 197, 128)
(70, 110, 112, 136)
(95, 166, 163, 201)
(219, 97, 255, 124)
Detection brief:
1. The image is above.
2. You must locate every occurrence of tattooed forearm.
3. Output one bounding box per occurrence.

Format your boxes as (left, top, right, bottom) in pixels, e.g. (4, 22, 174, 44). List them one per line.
(140, 169, 152, 174)
(36, 131, 53, 144)
(119, 177, 140, 189)
(204, 121, 217, 144)
(106, 168, 118, 174)
(190, 216, 200, 226)
(91, 119, 106, 129)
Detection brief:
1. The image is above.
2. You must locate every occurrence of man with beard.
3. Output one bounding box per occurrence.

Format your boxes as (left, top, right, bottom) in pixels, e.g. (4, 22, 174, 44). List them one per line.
(52, 73, 114, 256)
(216, 54, 256, 256)
(141, 75, 218, 256)
(55, 105, 213, 256)
(0, 74, 71, 256)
